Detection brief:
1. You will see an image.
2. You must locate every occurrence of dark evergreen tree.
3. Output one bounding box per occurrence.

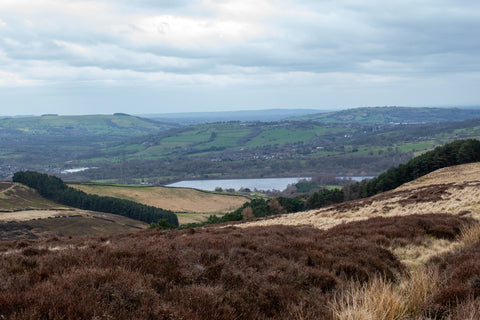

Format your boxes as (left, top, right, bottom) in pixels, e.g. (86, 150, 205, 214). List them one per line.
(13, 171, 178, 226)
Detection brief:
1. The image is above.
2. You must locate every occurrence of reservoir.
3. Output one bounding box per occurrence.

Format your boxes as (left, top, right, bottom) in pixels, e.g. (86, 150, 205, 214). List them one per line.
(166, 175, 375, 192)
(166, 177, 311, 192)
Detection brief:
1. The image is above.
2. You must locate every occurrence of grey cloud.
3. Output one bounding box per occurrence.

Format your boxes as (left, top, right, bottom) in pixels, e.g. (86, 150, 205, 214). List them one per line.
(1, 0, 479, 115)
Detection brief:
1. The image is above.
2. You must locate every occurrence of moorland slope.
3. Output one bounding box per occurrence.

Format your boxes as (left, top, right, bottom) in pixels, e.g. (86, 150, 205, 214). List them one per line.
(0, 181, 147, 240)
(238, 162, 480, 230)
(70, 183, 250, 224)
(70, 183, 250, 214)
(2, 163, 480, 319)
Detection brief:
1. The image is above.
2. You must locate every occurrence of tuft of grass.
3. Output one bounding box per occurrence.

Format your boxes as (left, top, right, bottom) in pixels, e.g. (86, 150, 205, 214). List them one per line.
(331, 267, 441, 320)
(401, 267, 441, 316)
(459, 221, 480, 247)
(331, 276, 407, 320)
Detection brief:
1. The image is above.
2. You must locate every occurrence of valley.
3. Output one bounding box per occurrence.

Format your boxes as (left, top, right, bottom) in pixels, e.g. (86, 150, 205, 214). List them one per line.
(1, 108, 480, 319)
(1, 160, 480, 319)
(2, 107, 480, 184)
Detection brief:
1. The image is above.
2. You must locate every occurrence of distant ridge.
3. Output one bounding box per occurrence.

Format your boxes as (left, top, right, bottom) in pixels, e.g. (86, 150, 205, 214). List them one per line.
(291, 106, 480, 123)
(0, 113, 177, 137)
(140, 108, 327, 124)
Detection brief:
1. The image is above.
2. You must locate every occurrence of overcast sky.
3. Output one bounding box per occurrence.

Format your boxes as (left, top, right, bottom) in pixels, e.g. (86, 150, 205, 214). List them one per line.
(1, 0, 480, 115)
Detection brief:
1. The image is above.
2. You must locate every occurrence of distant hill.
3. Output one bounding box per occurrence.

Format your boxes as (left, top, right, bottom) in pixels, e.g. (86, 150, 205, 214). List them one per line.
(292, 106, 480, 123)
(141, 108, 326, 125)
(2, 108, 480, 183)
(0, 113, 177, 137)
(0, 114, 178, 173)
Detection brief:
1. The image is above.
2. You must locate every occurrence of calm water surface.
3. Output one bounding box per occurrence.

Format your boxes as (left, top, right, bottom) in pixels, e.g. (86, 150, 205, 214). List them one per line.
(166, 176, 375, 192)
(166, 177, 311, 191)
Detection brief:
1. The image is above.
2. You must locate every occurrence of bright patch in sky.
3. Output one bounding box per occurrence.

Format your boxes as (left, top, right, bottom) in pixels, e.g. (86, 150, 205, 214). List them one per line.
(0, 0, 479, 115)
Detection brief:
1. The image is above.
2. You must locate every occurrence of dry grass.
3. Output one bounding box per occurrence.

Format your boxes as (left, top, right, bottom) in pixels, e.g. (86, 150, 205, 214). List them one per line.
(459, 221, 480, 246)
(331, 276, 408, 320)
(331, 267, 440, 320)
(2, 214, 468, 320)
(71, 183, 249, 214)
(0, 209, 83, 222)
(0, 182, 67, 211)
(238, 162, 480, 230)
(331, 220, 480, 320)
(393, 238, 461, 269)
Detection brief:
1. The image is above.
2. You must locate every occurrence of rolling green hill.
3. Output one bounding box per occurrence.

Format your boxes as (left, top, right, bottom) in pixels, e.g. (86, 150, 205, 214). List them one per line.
(2, 107, 480, 183)
(0, 113, 176, 137)
(0, 114, 178, 172)
(60, 118, 480, 184)
(112, 121, 350, 161)
(292, 106, 480, 123)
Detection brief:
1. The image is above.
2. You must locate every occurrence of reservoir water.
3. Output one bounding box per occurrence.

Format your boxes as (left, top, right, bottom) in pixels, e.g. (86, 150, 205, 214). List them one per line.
(166, 175, 375, 192)
(166, 177, 311, 192)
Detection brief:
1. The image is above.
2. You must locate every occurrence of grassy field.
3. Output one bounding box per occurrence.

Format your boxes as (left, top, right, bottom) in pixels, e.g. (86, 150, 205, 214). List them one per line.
(98, 118, 480, 168)
(69, 183, 251, 223)
(104, 121, 353, 161)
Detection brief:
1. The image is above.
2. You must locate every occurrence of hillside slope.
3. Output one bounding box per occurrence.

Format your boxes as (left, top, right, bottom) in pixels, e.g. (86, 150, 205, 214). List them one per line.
(0, 182, 147, 240)
(293, 106, 480, 123)
(70, 183, 250, 224)
(239, 162, 480, 230)
(0, 182, 67, 211)
(0, 114, 175, 137)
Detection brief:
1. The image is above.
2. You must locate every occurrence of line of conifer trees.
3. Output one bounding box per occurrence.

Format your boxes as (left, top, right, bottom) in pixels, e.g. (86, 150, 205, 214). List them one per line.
(12, 171, 178, 226)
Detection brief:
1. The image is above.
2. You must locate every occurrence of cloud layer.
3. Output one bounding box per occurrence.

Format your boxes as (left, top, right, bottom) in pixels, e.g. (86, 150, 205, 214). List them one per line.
(1, 0, 479, 114)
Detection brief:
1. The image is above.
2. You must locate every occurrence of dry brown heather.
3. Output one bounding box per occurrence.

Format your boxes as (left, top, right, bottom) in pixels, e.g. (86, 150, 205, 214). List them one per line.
(70, 184, 250, 214)
(238, 162, 480, 230)
(0, 214, 473, 320)
(0, 211, 148, 241)
(0, 182, 148, 240)
(2, 164, 480, 319)
(331, 221, 480, 320)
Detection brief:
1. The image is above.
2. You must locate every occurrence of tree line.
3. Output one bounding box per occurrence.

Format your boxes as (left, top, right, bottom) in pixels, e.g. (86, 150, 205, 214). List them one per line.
(12, 171, 179, 226)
